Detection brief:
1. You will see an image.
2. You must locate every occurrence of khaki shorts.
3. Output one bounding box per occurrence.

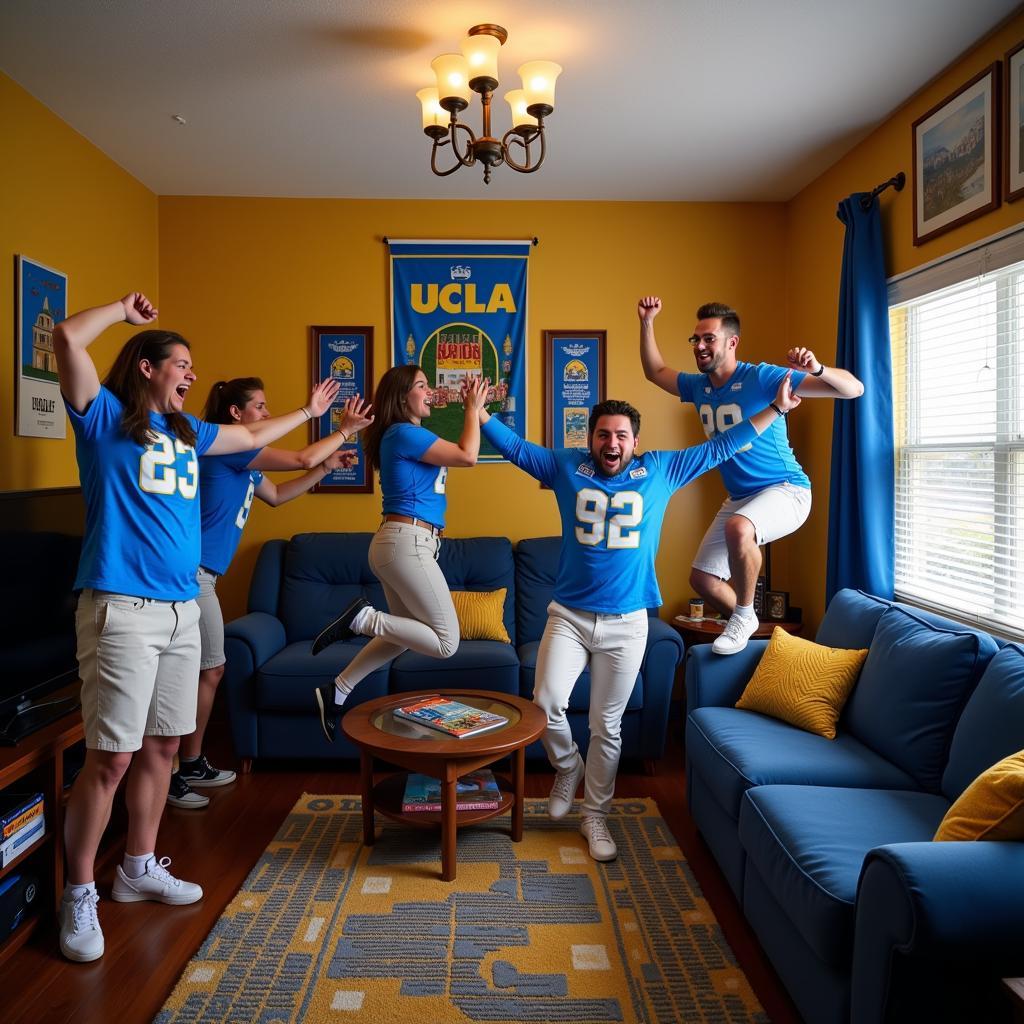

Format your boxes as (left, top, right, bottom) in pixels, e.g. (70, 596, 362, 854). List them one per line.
(196, 567, 226, 670)
(75, 589, 201, 752)
(693, 483, 813, 580)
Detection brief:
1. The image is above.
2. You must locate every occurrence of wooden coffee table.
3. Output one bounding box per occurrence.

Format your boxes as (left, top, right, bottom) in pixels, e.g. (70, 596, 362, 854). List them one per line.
(341, 689, 547, 881)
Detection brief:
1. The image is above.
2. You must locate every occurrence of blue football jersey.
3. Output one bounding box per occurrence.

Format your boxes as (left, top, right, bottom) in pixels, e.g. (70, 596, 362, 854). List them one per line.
(482, 415, 759, 613)
(68, 386, 220, 601)
(379, 422, 448, 527)
(677, 361, 810, 498)
(199, 450, 265, 575)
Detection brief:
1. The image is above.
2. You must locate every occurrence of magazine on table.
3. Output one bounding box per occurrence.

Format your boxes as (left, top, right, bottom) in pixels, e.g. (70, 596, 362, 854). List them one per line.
(402, 769, 502, 812)
(392, 695, 508, 738)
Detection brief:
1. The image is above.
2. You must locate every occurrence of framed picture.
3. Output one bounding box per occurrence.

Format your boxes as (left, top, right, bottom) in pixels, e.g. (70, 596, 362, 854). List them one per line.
(543, 330, 606, 450)
(766, 591, 790, 622)
(1005, 41, 1024, 202)
(912, 63, 1001, 245)
(15, 255, 67, 438)
(309, 325, 374, 493)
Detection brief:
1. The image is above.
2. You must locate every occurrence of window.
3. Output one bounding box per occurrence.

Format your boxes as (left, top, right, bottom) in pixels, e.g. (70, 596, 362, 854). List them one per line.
(889, 230, 1024, 637)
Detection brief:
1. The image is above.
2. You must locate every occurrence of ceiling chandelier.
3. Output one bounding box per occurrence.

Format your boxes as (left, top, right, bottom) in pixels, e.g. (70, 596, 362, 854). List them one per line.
(416, 24, 562, 184)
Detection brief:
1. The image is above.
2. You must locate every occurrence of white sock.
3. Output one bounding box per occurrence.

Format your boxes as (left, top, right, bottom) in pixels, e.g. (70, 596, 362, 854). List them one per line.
(351, 605, 373, 635)
(333, 676, 354, 706)
(66, 881, 96, 901)
(123, 852, 154, 879)
(733, 604, 755, 619)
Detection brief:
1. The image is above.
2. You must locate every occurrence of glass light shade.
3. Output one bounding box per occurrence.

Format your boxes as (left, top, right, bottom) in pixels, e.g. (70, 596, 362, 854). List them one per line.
(416, 87, 446, 131)
(518, 60, 562, 110)
(462, 32, 501, 84)
(504, 89, 538, 129)
(431, 53, 472, 104)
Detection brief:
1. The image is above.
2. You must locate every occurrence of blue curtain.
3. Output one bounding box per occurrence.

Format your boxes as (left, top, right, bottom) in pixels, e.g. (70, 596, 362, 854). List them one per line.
(825, 195, 894, 602)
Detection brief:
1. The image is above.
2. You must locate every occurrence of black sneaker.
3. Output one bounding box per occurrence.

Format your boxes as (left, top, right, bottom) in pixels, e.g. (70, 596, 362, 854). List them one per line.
(311, 597, 371, 655)
(315, 684, 344, 743)
(166, 772, 210, 809)
(179, 754, 236, 788)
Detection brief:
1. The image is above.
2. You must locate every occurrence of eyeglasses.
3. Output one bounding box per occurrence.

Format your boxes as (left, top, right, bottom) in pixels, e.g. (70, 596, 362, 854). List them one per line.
(688, 333, 719, 347)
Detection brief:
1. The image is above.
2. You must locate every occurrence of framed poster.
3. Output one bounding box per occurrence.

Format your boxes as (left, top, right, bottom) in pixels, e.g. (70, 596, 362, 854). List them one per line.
(912, 63, 1001, 245)
(1005, 40, 1024, 202)
(309, 325, 373, 493)
(16, 255, 67, 438)
(544, 330, 606, 449)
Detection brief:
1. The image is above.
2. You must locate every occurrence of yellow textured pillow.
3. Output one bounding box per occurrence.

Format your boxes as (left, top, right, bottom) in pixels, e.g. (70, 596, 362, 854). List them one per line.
(450, 588, 511, 643)
(735, 627, 868, 739)
(934, 749, 1024, 841)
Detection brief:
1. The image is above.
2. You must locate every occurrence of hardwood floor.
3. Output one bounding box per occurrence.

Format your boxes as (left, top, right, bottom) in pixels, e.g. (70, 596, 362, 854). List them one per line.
(0, 703, 800, 1023)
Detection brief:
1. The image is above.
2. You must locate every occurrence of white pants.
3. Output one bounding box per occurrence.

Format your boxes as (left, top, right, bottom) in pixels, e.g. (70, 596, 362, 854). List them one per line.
(339, 522, 460, 689)
(534, 600, 648, 816)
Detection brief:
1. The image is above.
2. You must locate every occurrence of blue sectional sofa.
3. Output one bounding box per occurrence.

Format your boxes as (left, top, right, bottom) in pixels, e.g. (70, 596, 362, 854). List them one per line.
(223, 532, 683, 768)
(685, 588, 1024, 1024)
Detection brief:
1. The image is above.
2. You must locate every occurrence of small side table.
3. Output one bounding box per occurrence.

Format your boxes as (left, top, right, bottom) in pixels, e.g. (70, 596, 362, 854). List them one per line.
(671, 616, 804, 648)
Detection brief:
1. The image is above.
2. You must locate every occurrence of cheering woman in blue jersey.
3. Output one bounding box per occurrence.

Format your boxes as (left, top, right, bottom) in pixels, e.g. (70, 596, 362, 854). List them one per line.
(310, 365, 489, 742)
(166, 378, 373, 810)
(478, 379, 801, 861)
(53, 292, 340, 963)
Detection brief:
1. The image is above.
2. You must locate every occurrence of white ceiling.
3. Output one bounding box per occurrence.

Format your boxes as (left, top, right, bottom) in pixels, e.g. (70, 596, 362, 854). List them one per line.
(1, 0, 1019, 202)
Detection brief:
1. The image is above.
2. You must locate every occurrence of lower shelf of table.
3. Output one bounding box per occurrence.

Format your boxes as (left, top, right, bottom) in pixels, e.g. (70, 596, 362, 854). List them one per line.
(371, 772, 515, 827)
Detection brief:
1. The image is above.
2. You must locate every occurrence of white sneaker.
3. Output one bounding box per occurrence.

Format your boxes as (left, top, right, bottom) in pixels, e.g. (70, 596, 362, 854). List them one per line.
(580, 814, 618, 862)
(59, 889, 104, 962)
(712, 612, 759, 655)
(111, 856, 203, 905)
(548, 755, 585, 820)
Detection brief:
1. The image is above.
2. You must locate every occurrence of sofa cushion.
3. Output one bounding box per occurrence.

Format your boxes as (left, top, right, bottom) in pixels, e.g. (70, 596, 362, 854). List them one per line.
(942, 643, 1024, 800)
(450, 588, 511, 642)
(686, 707, 918, 821)
(438, 538, 516, 645)
(257, 640, 389, 710)
(842, 605, 998, 792)
(735, 627, 867, 739)
(815, 589, 889, 650)
(739, 785, 949, 967)
(518, 640, 645, 711)
(514, 537, 561, 645)
(935, 749, 1024, 841)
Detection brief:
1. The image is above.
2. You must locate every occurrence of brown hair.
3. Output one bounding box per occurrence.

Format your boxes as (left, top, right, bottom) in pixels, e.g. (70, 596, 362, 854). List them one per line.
(589, 399, 641, 438)
(102, 330, 197, 447)
(362, 365, 423, 471)
(696, 302, 740, 338)
(202, 377, 265, 424)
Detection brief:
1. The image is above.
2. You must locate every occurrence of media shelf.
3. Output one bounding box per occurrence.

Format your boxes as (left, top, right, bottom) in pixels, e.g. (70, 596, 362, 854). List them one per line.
(0, 690, 84, 967)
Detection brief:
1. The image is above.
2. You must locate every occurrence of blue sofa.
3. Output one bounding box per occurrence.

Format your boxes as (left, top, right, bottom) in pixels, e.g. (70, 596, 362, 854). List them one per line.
(223, 532, 683, 768)
(685, 588, 1024, 1024)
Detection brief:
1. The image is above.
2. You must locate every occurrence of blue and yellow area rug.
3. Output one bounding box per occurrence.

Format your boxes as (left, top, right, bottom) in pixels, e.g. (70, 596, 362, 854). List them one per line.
(156, 795, 767, 1023)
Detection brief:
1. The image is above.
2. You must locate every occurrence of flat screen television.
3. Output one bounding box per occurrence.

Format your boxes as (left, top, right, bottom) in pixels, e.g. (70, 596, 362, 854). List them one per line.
(0, 489, 84, 744)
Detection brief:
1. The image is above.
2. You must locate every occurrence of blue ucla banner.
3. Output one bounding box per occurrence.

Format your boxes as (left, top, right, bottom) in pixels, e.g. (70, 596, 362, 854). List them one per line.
(389, 239, 530, 462)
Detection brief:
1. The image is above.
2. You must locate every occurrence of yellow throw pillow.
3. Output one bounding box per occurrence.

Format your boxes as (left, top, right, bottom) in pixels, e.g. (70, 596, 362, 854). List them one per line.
(735, 627, 868, 739)
(450, 588, 511, 643)
(934, 749, 1024, 841)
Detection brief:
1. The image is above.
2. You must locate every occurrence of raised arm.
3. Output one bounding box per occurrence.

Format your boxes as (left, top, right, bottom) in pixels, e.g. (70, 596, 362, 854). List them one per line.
(787, 347, 864, 398)
(255, 449, 356, 507)
(419, 377, 488, 468)
(478, 406, 560, 484)
(206, 377, 341, 456)
(249, 395, 374, 471)
(638, 296, 681, 396)
(53, 293, 157, 413)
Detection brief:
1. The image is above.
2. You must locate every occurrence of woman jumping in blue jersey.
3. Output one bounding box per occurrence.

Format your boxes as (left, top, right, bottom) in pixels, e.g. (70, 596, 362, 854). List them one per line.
(168, 377, 374, 810)
(53, 292, 340, 963)
(310, 365, 489, 741)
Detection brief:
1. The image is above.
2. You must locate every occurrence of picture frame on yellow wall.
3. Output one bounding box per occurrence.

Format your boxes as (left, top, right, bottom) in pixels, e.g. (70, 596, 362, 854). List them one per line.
(912, 62, 1001, 246)
(309, 325, 374, 494)
(15, 254, 67, 439)
(1005, 40, 1024, 203)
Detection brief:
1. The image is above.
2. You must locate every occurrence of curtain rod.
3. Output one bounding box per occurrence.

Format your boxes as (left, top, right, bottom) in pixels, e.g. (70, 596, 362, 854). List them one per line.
(859, 171, 905, 210)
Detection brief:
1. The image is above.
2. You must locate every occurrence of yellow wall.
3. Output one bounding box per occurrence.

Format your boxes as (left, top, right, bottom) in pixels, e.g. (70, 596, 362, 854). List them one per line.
(0, 73, 158, 491)
(159, 197, 788, 620)
(782, 11, 1024, 630)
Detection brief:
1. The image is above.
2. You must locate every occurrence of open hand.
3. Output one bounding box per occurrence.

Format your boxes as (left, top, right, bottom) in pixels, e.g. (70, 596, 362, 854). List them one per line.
(462, 376, 490, 412)
(120, 292, 158, 326)
(337, 394, 374, 436)
(307, 378, 342, 418)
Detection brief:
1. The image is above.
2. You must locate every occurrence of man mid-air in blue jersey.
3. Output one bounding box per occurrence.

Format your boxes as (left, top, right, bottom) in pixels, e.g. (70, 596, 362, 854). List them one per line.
(478, 383, 800, 861)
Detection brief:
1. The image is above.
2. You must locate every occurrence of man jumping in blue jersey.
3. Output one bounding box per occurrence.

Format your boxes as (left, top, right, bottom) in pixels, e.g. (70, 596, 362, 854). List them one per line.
(478, 383, 800, 861)
(638, 297, 864, 655)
